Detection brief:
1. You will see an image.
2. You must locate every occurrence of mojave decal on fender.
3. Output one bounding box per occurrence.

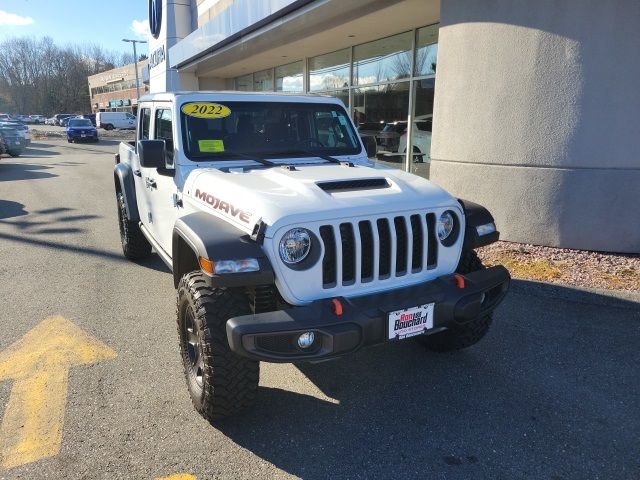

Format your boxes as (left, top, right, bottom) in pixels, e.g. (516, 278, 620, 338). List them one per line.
(193, 189, 252, 224)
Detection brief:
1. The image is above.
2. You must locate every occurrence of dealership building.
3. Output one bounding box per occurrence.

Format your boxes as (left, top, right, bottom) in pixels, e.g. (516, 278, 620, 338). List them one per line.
(142, 0, 639, 253)
(88, 59, 149, 114)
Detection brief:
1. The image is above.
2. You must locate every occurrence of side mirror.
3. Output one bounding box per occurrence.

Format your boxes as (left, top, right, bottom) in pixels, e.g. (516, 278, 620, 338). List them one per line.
(361, 135, 377, 158)
(137, 140, 165, 168)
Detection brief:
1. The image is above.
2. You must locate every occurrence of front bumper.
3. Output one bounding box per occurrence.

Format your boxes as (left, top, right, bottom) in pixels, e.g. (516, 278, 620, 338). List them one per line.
(227, 265, 510, 362)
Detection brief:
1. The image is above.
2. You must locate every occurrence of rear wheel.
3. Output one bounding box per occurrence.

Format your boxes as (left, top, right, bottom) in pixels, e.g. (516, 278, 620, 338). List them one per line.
(416, 250, 493, 352)
(404, 146, 423, 163)
(116, 192, 151, 260)
(177, 273, 260, 422)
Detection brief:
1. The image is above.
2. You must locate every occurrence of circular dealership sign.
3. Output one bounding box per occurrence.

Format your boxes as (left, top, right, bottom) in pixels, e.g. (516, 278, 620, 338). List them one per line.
(149, 0, 162, 39)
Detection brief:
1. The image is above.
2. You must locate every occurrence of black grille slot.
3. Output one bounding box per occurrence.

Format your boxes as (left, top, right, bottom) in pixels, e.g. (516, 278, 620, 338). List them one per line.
(426, 213, 438, 269)
(339, 223, 356, 284)
(319, 226, 336, 286)
(377, 218, 392, 278)
(256, 334, 298, 354)
(359, 221, 374, 282)
(317, 178, 389, 192)
(410, 214, 423, 271)
(394, 217, 408, 276)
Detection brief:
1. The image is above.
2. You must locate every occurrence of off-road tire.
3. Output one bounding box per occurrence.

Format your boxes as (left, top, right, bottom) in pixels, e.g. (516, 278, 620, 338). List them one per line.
(456, 249, 485, 274)
(417, 250, 493, 352)
(116, 192, 151, 260)
(177, 273, 259, 422)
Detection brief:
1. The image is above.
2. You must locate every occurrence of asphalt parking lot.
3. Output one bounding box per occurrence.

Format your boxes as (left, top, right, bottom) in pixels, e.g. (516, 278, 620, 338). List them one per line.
(0, 138, 639, 479)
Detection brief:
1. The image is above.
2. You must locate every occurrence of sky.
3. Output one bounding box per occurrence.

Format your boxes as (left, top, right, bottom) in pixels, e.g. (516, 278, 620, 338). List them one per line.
(0, 0, 150, 55)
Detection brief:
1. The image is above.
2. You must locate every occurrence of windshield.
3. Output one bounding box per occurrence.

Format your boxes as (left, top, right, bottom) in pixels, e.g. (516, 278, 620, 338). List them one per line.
(180, 101, 361, 161)
(68, 119, 92, 127)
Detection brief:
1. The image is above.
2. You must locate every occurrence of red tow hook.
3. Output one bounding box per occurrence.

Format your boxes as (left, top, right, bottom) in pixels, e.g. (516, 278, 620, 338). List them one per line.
(331, 298, 344, 316)
(454, 273, 466, 289)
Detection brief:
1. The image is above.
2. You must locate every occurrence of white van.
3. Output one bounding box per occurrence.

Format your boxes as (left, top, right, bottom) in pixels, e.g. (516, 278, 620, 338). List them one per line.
(96, 112, 136, 130)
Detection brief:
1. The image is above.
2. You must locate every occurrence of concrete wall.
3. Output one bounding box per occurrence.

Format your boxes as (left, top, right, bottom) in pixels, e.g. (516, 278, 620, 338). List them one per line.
(431, 0, 640, 253)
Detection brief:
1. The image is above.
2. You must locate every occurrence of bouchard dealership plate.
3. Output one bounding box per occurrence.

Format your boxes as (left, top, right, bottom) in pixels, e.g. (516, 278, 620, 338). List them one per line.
(388, 303, 434, 340)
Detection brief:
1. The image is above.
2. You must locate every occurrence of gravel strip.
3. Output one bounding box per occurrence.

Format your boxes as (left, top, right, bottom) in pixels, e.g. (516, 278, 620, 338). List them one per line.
(31, 129, 136, 140)
(478, 241, 640, 292)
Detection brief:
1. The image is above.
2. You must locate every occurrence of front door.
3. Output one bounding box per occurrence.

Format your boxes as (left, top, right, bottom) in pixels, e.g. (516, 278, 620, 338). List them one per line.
(144, 105, 179, 256)
(133, 106, 152, 230)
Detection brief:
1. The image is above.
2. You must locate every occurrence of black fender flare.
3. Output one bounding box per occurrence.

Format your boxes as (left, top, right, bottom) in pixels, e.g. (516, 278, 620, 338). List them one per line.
(457, 199, 500, 250)
(172, 212, 275, 288)
(114, 163, 140, 222)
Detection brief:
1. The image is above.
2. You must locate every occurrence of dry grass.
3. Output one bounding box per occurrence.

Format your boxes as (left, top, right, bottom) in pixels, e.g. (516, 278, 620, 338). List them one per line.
(489, 257, 565, 282)
(478, 242, 640, 292)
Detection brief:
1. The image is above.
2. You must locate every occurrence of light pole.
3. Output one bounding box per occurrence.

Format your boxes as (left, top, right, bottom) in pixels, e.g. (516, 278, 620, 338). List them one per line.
(122, 39, 147, 99)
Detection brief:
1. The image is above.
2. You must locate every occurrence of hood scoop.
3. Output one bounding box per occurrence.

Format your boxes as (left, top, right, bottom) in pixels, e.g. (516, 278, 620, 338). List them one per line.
(316, 178, 390, 193)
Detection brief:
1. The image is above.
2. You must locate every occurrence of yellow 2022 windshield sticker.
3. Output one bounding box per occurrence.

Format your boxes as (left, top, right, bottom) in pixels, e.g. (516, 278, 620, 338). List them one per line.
(182, 102, 231, 119)
(198, 139, 225, 153)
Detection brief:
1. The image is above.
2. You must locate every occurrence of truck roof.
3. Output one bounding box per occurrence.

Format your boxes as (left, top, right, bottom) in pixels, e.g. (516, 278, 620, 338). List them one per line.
(138, 91, 345, 105)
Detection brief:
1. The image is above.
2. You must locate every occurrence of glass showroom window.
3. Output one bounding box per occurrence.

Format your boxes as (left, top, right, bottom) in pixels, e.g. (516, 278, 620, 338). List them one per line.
(409, 78, 434, 179)
(353, 82, 409, 167)
(253, 69, 273, 91)
(415, 24, 438, 76)
(319, 89, 349, 110)
(409, 24, 438, 180)
(309, 48, 350, 92)
(276, 61, 303, 92)
(353, 31, 413, 86)
(235, 74, 252, 91)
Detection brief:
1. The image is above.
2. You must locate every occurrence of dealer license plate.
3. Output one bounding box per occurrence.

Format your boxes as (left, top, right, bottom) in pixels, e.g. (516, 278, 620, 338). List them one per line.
(388, 303, 434, 340)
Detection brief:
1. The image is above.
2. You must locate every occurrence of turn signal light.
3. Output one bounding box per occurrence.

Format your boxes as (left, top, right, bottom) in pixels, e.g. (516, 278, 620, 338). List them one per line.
(199, 257, 215, 275)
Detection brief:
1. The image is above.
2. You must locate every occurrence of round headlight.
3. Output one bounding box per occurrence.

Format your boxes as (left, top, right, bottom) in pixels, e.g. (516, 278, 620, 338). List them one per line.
(279, 228, 312, 264)
(437, 211, 455, 241)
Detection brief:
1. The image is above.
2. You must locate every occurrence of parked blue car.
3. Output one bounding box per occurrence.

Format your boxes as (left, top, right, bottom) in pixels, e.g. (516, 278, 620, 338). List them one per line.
(66, 118, 99, 143)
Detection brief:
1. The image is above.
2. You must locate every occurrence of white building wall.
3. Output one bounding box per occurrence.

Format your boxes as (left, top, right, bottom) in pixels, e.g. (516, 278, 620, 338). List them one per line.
(431, 0, 640, 253)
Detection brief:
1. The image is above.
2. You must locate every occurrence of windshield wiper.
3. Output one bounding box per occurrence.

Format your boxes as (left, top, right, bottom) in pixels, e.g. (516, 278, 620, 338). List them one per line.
(217, 151, 276, 167)
(273, 149, 346, 165)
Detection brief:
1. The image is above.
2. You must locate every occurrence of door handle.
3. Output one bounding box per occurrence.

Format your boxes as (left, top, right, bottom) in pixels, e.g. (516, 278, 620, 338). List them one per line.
(145, 178, 157, 189)
(133, 169, 141, 177)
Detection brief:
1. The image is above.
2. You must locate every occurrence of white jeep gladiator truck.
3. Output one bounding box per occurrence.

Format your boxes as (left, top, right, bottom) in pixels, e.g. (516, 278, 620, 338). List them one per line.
(114, 91, 510, 422)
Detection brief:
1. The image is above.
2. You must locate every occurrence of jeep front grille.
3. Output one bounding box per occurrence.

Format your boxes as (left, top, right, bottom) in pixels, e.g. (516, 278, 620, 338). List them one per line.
(319, 213, 438, 288)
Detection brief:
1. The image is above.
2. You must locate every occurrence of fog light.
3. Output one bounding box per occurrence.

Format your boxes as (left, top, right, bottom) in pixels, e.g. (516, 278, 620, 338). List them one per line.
(297, 331, 315, 349)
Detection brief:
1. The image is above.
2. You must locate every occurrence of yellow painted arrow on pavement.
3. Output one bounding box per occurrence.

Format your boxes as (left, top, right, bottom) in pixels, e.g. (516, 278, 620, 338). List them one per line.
(0, 316, 117, 469)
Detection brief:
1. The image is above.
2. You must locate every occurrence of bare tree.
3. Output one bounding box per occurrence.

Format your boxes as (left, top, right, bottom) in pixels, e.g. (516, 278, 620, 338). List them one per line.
(0, 36, 136, 115)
